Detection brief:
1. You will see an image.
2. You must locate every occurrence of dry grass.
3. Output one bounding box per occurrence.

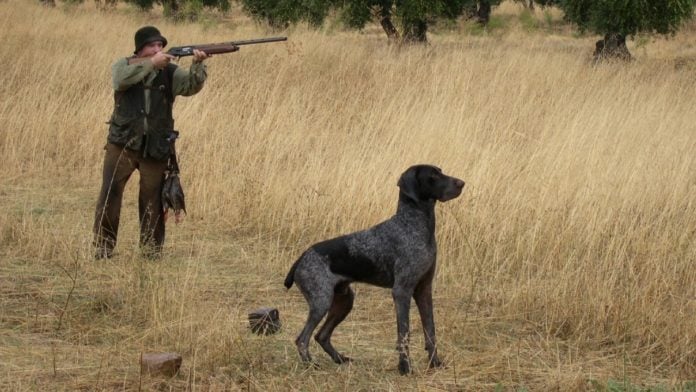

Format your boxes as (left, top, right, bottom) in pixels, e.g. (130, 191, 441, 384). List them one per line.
(1, 0, 695, 390)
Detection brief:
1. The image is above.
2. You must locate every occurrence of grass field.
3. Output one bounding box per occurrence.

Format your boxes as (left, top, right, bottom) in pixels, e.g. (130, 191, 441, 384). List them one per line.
(1, 0, 695, 390)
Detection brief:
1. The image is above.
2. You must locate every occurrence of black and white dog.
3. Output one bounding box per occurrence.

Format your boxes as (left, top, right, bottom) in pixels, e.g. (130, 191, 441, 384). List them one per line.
(284, 165, 465, 374)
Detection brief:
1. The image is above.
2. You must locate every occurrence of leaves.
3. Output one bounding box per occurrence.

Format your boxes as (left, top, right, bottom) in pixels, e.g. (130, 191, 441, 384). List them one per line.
(559, 0, 696, 36)
(123, 0, 230, 14)
(239, 0, 502, 41)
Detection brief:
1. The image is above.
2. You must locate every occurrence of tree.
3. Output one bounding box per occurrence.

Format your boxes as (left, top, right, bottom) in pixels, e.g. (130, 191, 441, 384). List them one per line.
(95, 0, 119, 9)
(460, 0, 502, 26)
(558, 0, 696, 61)
(240, 0, 501, 43)
(513, 0, 558, 11)
(124, 0, 230, 19)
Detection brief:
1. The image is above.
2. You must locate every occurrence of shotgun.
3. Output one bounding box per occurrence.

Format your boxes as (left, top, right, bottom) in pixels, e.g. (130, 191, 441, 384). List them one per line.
(167, 36, 287, 57)
(128, 36, 287, 64)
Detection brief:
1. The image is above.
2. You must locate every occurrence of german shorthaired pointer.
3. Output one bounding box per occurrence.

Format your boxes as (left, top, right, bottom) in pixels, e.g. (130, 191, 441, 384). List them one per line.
(284, 164, 465, 374)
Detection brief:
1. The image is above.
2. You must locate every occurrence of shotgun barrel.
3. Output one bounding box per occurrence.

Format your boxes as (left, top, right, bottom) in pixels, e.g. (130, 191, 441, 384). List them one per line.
(167, 36, 287, 57)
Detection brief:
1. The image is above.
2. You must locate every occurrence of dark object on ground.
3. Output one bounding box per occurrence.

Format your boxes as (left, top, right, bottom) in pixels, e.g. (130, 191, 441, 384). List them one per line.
(249, 307, 281, 335)
(284, 164, 465, 375)
(141, 352, 182, 377)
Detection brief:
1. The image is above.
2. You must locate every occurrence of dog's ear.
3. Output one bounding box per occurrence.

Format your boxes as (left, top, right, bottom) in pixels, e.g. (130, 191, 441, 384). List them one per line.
(397, 166, 421, 202)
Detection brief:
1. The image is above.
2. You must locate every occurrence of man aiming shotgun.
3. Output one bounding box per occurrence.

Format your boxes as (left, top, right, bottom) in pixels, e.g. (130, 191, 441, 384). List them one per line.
(93, 26, 286, 259)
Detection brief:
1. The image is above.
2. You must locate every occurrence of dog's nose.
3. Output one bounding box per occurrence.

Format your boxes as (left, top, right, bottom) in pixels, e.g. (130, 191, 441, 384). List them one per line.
(455, 179, 465, 189)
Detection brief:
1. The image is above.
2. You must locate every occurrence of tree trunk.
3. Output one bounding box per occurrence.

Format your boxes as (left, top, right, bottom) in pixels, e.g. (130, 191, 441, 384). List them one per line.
(594, 33, 632, 62)
(402, 19, 428, 43)
(378, 8, 400, 41)
(477, 1, 491, 25)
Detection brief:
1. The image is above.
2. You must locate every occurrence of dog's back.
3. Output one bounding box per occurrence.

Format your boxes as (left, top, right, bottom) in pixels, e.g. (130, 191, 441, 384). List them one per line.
(286, 213, 436, 290)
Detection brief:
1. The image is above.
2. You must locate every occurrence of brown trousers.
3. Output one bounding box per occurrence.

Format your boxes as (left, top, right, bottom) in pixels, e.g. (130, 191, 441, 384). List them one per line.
(93, 143, 168, 258)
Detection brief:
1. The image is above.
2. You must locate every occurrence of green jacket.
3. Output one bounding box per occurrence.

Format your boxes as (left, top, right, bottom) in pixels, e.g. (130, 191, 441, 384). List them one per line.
(107, 58, 207, 160)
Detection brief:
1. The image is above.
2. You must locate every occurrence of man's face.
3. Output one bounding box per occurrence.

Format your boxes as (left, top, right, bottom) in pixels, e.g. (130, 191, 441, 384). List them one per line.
(138, 41, 164, 57)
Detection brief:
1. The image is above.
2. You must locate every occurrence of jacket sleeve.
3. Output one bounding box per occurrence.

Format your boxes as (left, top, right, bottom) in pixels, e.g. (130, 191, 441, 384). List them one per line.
(111, 57, 155, 91)
(172, 62, 207, 97)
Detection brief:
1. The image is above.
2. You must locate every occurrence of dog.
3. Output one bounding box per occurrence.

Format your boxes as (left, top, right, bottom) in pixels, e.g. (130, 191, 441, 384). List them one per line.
(284, 164, 465, 374)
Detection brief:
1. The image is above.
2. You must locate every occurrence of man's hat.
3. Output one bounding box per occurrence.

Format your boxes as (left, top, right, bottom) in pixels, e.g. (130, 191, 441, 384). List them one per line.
(134, 26, 168, 54)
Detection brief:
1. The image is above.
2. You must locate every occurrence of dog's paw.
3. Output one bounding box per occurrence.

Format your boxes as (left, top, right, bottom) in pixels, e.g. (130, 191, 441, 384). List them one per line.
(398, 359, 412, 375)
(429, 356, 444, 368)
(334, 354, 352, 364)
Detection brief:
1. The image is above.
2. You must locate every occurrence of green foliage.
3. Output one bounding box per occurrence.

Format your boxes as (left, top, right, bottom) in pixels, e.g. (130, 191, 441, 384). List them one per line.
(494, 383, 529, 392)
(559, 0, 696, 37)
(203, 0, 230, 12)
(123, 0, 156, 10)
(340, 0, 373, 29)
(56, 0, 230, 20)
(239, 0, 503, 41)
(179, 0, 203, 20)
(543, 9, 553, 27)
(586, 378, 696, 392)
(123, 0, 230, 15)
(519, 8, 538, 31)
(535, 0, 558, 7)
(240, 0, 332, 28)
(485, 14, 505, 30)
(634, 34, 650, 49)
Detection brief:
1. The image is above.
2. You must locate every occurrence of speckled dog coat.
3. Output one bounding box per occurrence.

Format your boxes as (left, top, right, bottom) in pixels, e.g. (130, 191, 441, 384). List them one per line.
(284, 164, 465, 374)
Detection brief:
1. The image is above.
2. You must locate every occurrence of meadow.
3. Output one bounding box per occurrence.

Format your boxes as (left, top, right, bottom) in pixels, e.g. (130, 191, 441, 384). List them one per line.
(0, 0, 695, 390)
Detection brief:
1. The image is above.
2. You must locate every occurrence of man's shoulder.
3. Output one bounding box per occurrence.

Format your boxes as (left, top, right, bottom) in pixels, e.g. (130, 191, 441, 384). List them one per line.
(112, 57, 130, 66)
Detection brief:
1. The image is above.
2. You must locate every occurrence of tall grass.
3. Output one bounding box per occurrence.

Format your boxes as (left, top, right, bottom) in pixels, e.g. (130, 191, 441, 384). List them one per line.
(1, 0, 694, 390)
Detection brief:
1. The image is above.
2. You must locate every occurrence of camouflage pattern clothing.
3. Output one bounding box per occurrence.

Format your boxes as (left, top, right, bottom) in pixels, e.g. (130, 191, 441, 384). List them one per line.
(93, 57, 207, 259)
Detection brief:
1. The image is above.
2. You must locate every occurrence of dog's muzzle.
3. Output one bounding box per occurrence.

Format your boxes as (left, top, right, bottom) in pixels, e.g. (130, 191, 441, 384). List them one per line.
(438, 178, 465, 202)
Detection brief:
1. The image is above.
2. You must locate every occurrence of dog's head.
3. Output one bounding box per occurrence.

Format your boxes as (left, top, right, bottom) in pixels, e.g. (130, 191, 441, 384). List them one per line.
(397, 164, 465, 203)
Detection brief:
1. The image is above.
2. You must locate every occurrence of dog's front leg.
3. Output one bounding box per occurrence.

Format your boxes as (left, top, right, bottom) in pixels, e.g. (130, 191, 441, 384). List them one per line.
(414, 274, 442, 368)
(392, 286, 413, 375)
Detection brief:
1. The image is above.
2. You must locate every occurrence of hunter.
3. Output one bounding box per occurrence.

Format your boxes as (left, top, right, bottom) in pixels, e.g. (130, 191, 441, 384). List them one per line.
(94, 26, 209, 259)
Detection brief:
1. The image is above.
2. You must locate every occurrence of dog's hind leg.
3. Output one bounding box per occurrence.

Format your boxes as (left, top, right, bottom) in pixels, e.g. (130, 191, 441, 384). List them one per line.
(295, 286, 333, 364)
(315, 282, 354, 364)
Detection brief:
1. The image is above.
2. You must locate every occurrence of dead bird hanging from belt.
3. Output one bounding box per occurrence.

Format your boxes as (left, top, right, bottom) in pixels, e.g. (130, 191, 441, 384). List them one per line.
(162, 131, 186, 224)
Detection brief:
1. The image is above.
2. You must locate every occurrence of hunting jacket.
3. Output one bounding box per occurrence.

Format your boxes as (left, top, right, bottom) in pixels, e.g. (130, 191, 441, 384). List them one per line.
(107, 57, 207, 161)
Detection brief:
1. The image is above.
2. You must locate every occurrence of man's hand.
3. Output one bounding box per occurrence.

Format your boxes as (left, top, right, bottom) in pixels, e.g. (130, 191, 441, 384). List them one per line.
(192, 49, 209, 64)
(150, 52, 175, 69)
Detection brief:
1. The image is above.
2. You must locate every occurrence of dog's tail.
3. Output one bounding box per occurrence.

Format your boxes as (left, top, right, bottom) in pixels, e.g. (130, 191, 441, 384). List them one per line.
(283, 256, 302, 289)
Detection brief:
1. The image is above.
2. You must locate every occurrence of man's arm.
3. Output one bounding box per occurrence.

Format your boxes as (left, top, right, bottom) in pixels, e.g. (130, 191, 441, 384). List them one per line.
(173, 50, 209, 97)
(172, 62, 207, 97)
(111, 57, 155, 91)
